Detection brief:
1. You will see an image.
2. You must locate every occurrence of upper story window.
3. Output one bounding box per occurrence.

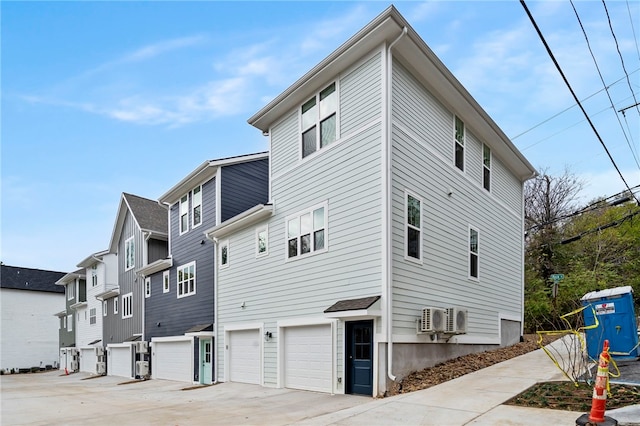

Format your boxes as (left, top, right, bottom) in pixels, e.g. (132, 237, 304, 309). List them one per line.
(103, 300, 108, 317)
(256, 225, 268, 258)
(125, 236, 135, 270)
(122, 293, 133, 318)
(114, 297, 119, 315)
(163, 270, 170, 293)
(67, 314, 73, 332)
(144, 277, 151, 298)
(180, 194, 189, 234)
(287, 203, 327, 260)
(454, 116, 465, 171)
(67, 282, 75, 300)
(177, 261, 196, 298)
(301, 82, 337, 158)
(91, 265, 98, 287)
(219, 240, 229, 268)
(62, 315, 67, 330)
(89, 308, 97, 325)
(405, 191, 422, 262)
(469, 227, 479, 279)
(483, 144, 491, 192)
(192, 185, 202, 228)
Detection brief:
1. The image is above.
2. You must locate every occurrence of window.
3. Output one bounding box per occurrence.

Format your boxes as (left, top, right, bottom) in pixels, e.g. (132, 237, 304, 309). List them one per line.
(122, 293, 133, 319)
(454, 116, 464, 171)
(180, 194, 189, 234)
(163, 270, 170, 293)
(67, 314, 73, 332)
(145, 277, 151, 298)
(125, 236, 135, 270)
(483, 144, 491, 191)
(62, 315, 67, 329)
(91, 265, 98, 287)
(114, 297, 119, 315)
(469, 227, 479, 279)
(177, 262, 196, 298)
(301, 82, 337, 158)
(287, 203, 327, 259)
(256, 225, 268, 257)
(405, 191, 422, 262)
(192, 185, 202, 228)
(103, 301, 108, 317)
(89, 308, 96, 325)
(219, 241, 229, 268)
(67, 282, 75, 300)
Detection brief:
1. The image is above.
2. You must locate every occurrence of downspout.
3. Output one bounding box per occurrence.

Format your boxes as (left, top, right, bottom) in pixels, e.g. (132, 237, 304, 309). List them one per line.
(205, 232, 219, 385)
(386, 26, 408, 383)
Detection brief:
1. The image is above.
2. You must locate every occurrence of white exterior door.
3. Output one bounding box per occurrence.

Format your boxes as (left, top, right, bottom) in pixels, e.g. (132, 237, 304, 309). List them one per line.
(108, 346, 132, 378)
(228, 329, 260, 384)
(80, 348, 97, 374)
(283, 324, 332, 393)
(152, 339, 193, 383)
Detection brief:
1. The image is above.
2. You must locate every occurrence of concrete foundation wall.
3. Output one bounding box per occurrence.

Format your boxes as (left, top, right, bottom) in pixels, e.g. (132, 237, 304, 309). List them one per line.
(500, 319, 521, 347)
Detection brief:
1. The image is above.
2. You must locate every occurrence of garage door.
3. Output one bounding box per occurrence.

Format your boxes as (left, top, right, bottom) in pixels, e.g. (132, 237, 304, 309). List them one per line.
(80, 348, 97, 374)
(228, 329, 260, 384)
(153, 340, 193, 382)
(283, 324, 332, 393)
(108, 346, 132, 378)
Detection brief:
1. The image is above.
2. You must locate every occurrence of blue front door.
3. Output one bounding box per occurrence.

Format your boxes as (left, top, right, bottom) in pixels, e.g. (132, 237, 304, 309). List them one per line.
(346, 320, 373, 395)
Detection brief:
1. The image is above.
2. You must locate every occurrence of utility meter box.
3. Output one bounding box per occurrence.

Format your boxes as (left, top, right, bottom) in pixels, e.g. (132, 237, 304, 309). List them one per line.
(581, 286, 639, 361)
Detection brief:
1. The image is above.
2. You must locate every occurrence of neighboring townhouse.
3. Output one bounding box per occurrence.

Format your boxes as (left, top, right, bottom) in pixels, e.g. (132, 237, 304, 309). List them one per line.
(54, 269, 85, 372)
(205, 6, 536, 397)
(102, 193, 168, 378)
(1, 265, 65, 373)
(137, 153, 269, 384)
(75, 250, 117, 375)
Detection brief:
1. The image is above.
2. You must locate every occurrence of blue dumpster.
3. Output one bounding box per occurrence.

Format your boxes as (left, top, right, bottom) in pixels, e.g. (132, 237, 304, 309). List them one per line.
(581, 286, 639, 361)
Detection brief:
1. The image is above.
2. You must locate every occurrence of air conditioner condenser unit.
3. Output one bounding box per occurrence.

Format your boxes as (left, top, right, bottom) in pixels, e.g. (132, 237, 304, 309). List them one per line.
(420, 307, 447, 333)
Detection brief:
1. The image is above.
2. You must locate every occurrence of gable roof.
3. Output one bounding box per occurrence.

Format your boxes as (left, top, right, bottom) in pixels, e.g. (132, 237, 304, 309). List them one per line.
(248, 5, 535, 181)
(108, 193, 168, 253)
(158, 152, 269, 206)
(1, 264, 66, 293)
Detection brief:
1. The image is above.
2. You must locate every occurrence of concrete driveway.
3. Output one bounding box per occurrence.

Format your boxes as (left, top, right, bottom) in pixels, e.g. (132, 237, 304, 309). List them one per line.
(0, 371, 370, 425)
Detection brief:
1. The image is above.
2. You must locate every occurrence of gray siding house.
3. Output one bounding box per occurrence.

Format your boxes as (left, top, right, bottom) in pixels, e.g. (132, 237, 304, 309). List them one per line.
(137, 153, 269, 384)
(206, 6, 536, 397)
(54, 269, 84, 372)
(100, 193, 168, 378)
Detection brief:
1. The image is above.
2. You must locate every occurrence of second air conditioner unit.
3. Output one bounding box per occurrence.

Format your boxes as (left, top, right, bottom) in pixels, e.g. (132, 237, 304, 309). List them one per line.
(420, 307, 447, 333)
(135, 341, 148, 354)
(70, 361, 79, 371)
(95, 346, 105, 357)
(96, 362, 106, 375)
(135, 361, 149, 377)
(446, 307, 468, 334)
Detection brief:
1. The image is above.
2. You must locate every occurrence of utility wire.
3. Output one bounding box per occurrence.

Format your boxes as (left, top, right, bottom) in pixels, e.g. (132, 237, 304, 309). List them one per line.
(570, 0, 640, 170)
(626, 0, 640, 62)
(560, 208, 640, 244)
(520, 0, 640, 205)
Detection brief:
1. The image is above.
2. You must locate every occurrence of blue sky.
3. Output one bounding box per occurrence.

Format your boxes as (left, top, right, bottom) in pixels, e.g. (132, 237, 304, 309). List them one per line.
(2, 1, 639, 272)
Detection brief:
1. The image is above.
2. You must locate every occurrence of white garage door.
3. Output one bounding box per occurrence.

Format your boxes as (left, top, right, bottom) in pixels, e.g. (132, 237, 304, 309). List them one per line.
(108, 346, 132, 378)
(153, 340, 193, 382)
(228, 329, 260, 384)
(283, 324, 332, 393)
(80, 348, 97, 374)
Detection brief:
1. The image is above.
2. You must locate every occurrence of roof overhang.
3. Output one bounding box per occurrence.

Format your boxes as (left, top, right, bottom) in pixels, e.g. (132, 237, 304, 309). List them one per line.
(70, 301, 88, 310)
(55, 271, 85, 286)
(76, 249, 109, 268)
(158, 152, 269, 206)
(136, 258, 173, 277)
(54, 310, 67, 317)
(95, 287, 120, 301)
(204, 204, 273, 240)
(324, 295, 382, 319)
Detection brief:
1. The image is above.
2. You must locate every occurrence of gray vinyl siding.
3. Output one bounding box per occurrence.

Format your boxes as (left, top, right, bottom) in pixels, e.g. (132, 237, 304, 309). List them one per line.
(270, 111, 298, 178)
(465, 132, 483, 185)
(147, 239, 168, 264)
(492, 156, 523, 213)
(340, 52, 382, 136)
(220, 159, 269, 222)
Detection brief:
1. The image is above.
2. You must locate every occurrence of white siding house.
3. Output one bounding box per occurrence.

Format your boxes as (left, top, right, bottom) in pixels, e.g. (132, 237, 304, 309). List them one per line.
(206, 6, 536, 397)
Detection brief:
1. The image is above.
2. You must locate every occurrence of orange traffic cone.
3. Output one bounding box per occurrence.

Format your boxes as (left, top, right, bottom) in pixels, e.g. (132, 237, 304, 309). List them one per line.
(576, 340, 618, 426)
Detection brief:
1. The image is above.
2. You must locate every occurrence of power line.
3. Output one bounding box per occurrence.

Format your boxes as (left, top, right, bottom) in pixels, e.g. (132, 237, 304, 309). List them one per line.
(560, 208, 640, 244)
(520, 0, 640, 205)
(626, 0, 640, 62)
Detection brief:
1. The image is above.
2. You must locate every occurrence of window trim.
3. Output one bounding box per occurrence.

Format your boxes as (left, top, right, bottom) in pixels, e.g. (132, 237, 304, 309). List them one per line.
(454, 115, 465, 172)
(89, 308, 97, 325)
(177, 261, 196, 298)
(124, 236, 135, 271)
(67, 314, 72, 332)
(192, 185, 203, 229)
(219, 240, 229, 268)
(62, 315, 67, 330)
(144, 277, 151, 298)
(122, 292, 133, 319)
(300, 81, 339, 159)
(404, 190, 423, 264)
(103, 300, 108, 317)
(285, 201, 328, 261)
(482, 144, 491, 192)
(114, 297, 119, 315)
(91, 265, 98, 287)
(256, 225, 269, 258)
(179, 194, 189, 235)
(163, 270, 170, 293)
(67, 282, 75, 300)
(469, 226, 479, 280)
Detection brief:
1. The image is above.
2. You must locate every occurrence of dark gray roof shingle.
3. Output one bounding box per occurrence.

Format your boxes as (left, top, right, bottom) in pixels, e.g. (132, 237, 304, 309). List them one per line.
(1, 264, 66, 293)
(123, 193, 167, 233)
(324, 295, 380, 313)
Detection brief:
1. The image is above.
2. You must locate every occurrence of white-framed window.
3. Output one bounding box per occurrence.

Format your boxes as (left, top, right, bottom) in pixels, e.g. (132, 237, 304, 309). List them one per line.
(67, 314, 73, 332)
(469, 226, 479, 280)
(67, 282, 75, 300)
(89, 308, 97, 325)
(62, 315, 67, 329)
(163, 270, 170, 293)
(219, 240, 229, 268)
(180, 194, 189, 234)
(177, 261, 196, 298)
(125, 236, 135, 270)
(114, 297, 119, 315)
(91, 265, 98, 287)
(145, 277, 151, 298)
(405, 190, 422, 262)
(122, 293, 133, 319)
(483, 144, 491, 192)
(103, 300, 108, 317)
(192, 185, 202, 228)
(454, 115, 464, 171)
(301, 82, 338, 158)
(256, 225, 268, 257)
(286, 202, 327, 260)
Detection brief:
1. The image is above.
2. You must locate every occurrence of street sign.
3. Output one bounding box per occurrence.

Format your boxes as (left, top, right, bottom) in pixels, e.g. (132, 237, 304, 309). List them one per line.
(550, 274, 565, 281)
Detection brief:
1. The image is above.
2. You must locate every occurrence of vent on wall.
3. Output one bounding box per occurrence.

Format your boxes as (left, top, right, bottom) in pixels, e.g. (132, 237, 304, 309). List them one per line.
(420, 307, 447, 333)
(446, 308, 468, 334)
